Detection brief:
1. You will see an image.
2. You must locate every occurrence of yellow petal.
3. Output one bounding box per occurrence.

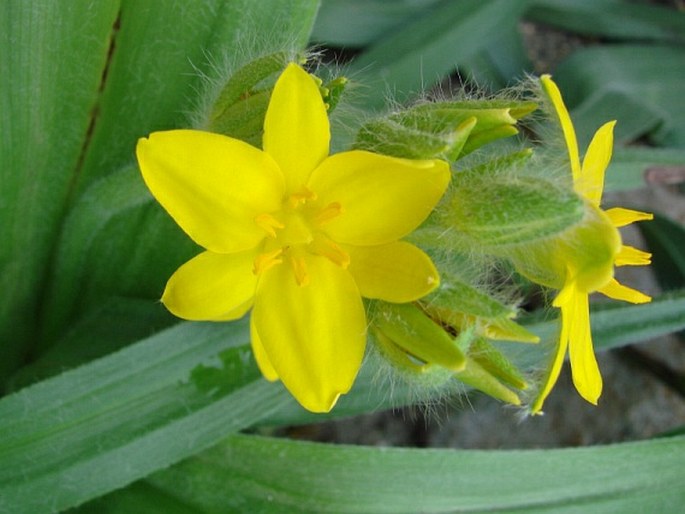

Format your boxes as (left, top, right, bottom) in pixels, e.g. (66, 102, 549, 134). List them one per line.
(598, 278, 651, 304)
(250, 315, 279, 382)
(566, 287, 602, 405)
(345, 242, 439, 302)
(137, 130, 284, 253)
(540, 75, 581, 180)
(580, 121, 615, 205)
(615, 245, 652, 266)
(530, 279, 579, 414)
(252, 254, 367, 413)
(309, 151, 450, 245)
(605, 207, 654, 228)
(263, 63, 330, 193)
(530, 284, 572, 414)
(162, 250, 257, 321)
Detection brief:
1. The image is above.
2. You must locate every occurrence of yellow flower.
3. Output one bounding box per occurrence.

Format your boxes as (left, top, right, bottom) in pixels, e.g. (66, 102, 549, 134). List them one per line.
(136, 63, 450, 413)
(530, 76, 653, 414)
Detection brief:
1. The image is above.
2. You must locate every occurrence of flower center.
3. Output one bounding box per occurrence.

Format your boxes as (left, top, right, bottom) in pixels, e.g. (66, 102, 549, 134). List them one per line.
(253, 187, 348, 286)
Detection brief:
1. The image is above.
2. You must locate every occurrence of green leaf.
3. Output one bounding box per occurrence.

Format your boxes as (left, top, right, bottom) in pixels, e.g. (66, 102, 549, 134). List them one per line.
(73, 0, 320, 195)
(0, 0, 120, 380)
(639, 214, 685, 292)
(349, 0, 531, 108)
(310, 0, 442, 47)
(527, 0, 685, 44)
(554, 45, 685, 148)
(0, 319, 293, 514)
(37, 165, 197, 352)
(91, 432, 685, 513)
(605, 147, 685, 193)
(445, 174, 585, 247)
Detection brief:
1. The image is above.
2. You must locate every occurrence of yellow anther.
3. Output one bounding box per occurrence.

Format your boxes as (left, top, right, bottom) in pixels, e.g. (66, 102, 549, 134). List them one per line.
(253, 248, 284, 275)
(311, 235, 350, 269)
(254, 213, 284, 238)
(288, 254, 310, 286)
(314, 202, 343, 225)
(288, 187, 317, 208)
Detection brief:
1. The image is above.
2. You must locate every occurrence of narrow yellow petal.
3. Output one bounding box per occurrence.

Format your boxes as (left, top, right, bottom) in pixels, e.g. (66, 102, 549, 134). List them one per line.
(252, 254, 366, 413)
(250, 315, 279, 382)
(567, 288, 603, 405)
(598, 278, 651, 304)
(530, 280, 574, 414)
(345, 242, 439, 302)
(263, 63, 330, 193)
(162, 250, 257, 321)
(137, 130, 284, 253)
(580, 121, 615, 205)
(605, 207, 654, 228)
(308, 151, 450, 245)
(615, 245, 652, 266)
(540, 75, 581, 180)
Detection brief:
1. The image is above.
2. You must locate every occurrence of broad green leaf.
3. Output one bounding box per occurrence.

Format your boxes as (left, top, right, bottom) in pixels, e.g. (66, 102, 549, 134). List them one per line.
(528, 0, 685, 44)
(310, 0, 441, 47)
(0, 319, 293, 514)
(0, 0, 120, 380)
(554, 45, 685, 148)
(37, 165, 196, 351)
(73, 0, 320, 195)
(349, 0, 530, 108)
(88, 432, 685, 514)
(8, 297, 176, 391)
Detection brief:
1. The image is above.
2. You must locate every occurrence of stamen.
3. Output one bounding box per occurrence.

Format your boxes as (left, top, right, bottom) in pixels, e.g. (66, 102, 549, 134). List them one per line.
(288, 255, 310, 286)
(254, 213, 284, 237)
(314, 202, 343, 225)
(311, 236, 350, 269)
(289, 187, 317, 208)
(253, 248, 283, 275)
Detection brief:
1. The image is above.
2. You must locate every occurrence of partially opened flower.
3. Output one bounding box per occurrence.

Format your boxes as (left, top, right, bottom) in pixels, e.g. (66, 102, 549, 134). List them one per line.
(530, 75, 653, 413)
(136, 63, 450, 413)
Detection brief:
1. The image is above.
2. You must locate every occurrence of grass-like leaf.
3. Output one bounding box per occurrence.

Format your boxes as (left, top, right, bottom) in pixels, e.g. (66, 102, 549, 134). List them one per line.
(82, 432, 685, 514)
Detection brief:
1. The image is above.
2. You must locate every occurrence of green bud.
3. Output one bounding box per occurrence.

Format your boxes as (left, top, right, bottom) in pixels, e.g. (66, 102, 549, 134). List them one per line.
(354, 99, 536, 161)
(510, 202, 620, 292)
(455, 357, 521, 405)
(442, 151, 585, 247)
(469, 338, 528, 390)
(372, 302, 466, 371)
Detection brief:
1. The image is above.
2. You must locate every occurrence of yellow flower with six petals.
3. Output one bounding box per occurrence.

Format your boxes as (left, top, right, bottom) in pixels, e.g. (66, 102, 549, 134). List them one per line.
(136, 63, 450, 413)
(530, 75, 653, 413)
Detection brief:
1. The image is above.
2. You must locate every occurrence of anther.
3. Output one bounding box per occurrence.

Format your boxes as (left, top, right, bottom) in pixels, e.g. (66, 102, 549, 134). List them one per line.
(254, 213, 284, 238)
(253, 248, 284, 275)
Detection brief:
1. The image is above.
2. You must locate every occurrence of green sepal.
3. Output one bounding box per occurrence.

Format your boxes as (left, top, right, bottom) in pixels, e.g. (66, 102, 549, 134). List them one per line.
(209, 89, 271, 147)
(210, 51, 292, 122)
(354, 116, 476, 160)
(423, 272, 538, 344)
(444, 160, 585, 248)
(321, 76, 348, 113)
(354, 99, 536, 161)
(372, 302, 466, 371)
(470, 337, 528, 390)
(455, 357, 521, 405)
(509, 203, 620, 292)
(426, 272, 515, 321)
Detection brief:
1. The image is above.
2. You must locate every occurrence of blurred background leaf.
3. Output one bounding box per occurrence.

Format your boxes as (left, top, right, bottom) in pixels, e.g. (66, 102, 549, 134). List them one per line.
(78, 432, 685, 514)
